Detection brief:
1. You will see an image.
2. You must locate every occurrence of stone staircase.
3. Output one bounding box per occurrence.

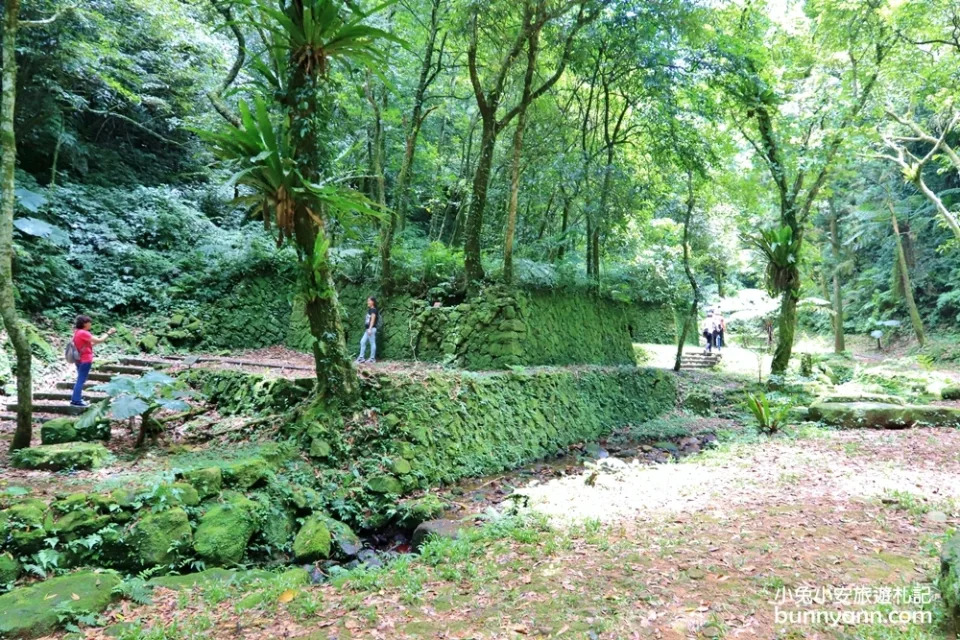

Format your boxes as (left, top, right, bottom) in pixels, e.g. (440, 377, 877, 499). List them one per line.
(2, 357, 171, 422)
(679, 351, 723, 370)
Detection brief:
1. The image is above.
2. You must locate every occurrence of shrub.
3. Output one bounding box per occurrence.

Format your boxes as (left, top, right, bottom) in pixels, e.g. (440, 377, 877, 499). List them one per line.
(745, 392, 791, 434)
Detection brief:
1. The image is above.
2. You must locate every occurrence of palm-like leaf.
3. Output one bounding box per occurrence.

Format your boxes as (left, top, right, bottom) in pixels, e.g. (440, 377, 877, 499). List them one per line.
(256, 0, 402, 77)
(742, 225, 802, 296)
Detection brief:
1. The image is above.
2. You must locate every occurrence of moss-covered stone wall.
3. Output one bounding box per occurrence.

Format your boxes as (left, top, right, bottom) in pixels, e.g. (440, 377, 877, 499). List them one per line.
(290, 284, 676, 369)
(292, 365, 677, 526)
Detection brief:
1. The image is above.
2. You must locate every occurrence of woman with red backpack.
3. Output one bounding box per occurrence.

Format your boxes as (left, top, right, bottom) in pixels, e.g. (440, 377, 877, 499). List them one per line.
(70, 315, 115, 407)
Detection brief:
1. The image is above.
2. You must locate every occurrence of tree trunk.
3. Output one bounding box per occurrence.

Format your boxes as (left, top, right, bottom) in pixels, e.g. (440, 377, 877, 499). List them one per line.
(556, 191, 570, 261)
(771, 288, 798, 375)
(675, 171, 699, 372)
(392, 0, 442, 229)
(503, 21, 540, 284)
(889, 201, 926, 346)
(463, 119, 496, 291)
(285, 42, 355, 397)
(828, 202, 845, 353)
(2, 0, 34, 451)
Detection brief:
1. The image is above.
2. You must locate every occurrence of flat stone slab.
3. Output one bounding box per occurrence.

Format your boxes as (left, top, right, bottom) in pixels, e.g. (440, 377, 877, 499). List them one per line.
(808, 402, 960, 429)
(0, 570, 121, 638)
(816, 393, 905, 406)
(11, 442, 110, 471)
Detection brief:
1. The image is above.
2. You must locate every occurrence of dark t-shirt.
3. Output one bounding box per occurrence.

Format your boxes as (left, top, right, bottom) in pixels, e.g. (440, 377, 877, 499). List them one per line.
(365, 308, 378, 330)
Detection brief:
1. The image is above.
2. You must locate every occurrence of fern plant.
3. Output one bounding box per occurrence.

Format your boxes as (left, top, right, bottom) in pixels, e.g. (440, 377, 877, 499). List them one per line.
(745, 392, 792, 434)
(743, 225, 802, 296)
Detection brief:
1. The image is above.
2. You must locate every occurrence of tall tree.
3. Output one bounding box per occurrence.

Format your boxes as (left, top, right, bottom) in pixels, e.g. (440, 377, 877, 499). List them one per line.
(719, 1, 894, 374)
(887, 199, 926, 345)
(203, 0, 394, 398)
(463, 0, 592, 292)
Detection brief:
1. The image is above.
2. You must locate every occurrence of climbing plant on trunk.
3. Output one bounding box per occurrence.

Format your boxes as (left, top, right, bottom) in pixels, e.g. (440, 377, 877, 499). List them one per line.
(203, 0, 395, 398)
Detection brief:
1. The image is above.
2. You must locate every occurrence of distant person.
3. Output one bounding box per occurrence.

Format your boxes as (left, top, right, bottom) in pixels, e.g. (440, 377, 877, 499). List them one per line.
(357, 297, 378, 364)
(701, 313, 716, 354)
(71, 315, 115, 407)
(715, 311, 726, 351)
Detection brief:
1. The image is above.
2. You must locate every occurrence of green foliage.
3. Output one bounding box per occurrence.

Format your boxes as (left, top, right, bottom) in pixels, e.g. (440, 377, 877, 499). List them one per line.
(744, 225, 801, 297)
(84, 371, 192, 447)
(745, 392, 791, 435)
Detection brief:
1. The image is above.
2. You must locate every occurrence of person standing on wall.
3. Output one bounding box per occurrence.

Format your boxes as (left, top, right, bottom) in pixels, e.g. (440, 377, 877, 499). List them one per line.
(71, 315, 115, 407)
(357, 297, 379, 364)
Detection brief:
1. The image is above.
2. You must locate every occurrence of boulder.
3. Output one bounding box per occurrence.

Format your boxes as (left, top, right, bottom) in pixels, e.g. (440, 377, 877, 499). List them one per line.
(181, 467, 222, 499)
(321, 515, 361, 558)
(411, 519, 465, 550)
(941, 532, 960, 624)
(367, 475, 403, 495)
(1, 499, 47, 553)
(40, 417, 78, 445)
(131, 507, 192, 566)
(292, 514, 332, 562)
(816, 393, 905, 406)
(389, 458, 412, 475)
(0, 570, 121, 639)
(48, 506, 111, 540)
(221, 457, 270, 489)
(11, 442, 109, 471)
(396, 494, 449, 528)
(139, 334, 159, 353)
(808, 402, 960, 429)
(193, 493, 261, 565)
(943, 386, 960, 401)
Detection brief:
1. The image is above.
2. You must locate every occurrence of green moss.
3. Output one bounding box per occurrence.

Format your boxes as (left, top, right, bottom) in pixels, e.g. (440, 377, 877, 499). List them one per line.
(139, 334, 159, 352)
(221, 458, 270, 489)
(320, 515, 360, 558)
(367, 475, 402, 495)
(181, 467, 222, 499)
(941, 532, 960, 624)
(40, 417, 78, 445)
(292, 514, 332, 562)
(131, 507, 192, 566)
(808, 402, 960, 429)
(395, 495, 448, 528)
(0, 570, 121, 638)
(11, 442, 109, 471)
(0, 552, 21, 584)
(943, 386, 960, 401)
(146, 568, 273, 591)
(193, 493, 261, 566)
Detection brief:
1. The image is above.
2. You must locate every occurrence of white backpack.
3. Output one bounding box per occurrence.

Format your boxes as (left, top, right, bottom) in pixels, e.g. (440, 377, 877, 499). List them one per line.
(64, 339, 81, 364)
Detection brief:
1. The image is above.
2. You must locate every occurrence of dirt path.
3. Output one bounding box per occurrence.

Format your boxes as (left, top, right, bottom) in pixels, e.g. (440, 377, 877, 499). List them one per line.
(63, 426, 954, 640)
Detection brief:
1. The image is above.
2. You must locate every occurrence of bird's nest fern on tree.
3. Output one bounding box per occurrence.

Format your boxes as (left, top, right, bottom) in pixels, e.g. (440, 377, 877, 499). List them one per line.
(743, 224, 801, 297)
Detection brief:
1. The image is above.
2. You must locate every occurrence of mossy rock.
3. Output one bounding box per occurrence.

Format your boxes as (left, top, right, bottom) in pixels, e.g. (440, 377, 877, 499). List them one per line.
(808, 402, 960, 429)
(943, 386, 960, 401)
(683, 390, 713, 416)
(308, 437, 331, 459)
(1, 499, 48, 553)
(0, 552, 21, 584)
(49, 506, 111, 540)
(181, 467, 222, 499)
(292, 514, 332, 562)
(168, 314, 186, 328)
(0, 570, 121, 638)
(221, 457, 270, 489)
(139, 334, 159, 353)
(366, 475, 402, 495)
(942, 532, 960, 625)
(131, 507, 192, 567)
(193, 493, 261, 566)
(389, 458, 412, 475)
(147, 567, 273, 591)
(319, 515, 361, 558)
(40, 417, 79, 445)
(395, 494, 449, 528)
(11, 442, 109, 471)
(817, 393, 905, 406)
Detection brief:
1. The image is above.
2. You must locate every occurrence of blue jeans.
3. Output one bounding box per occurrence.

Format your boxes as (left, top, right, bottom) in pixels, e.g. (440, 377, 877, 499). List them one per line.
(72, 362, 92, 404)
(359, 328, 377, 361)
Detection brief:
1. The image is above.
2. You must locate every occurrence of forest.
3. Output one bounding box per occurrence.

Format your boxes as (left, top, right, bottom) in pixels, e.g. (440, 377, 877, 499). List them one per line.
(3, 0, 960, 638)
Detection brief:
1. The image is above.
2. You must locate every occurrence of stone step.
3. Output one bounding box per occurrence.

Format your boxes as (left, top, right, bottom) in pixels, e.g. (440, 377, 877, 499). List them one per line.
(6, 403, 86, 416)
(55, 381, 100, 390)
(35, 392, 107, 402)
(0, 412, 55, 423)
(118, 357, 170, 368)
(88, 373, 113, 382)
(98, 364, 151, 375)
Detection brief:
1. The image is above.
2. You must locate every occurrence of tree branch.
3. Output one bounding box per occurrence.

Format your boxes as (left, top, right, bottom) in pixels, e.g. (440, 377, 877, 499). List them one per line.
(206, 0, 246, 128)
